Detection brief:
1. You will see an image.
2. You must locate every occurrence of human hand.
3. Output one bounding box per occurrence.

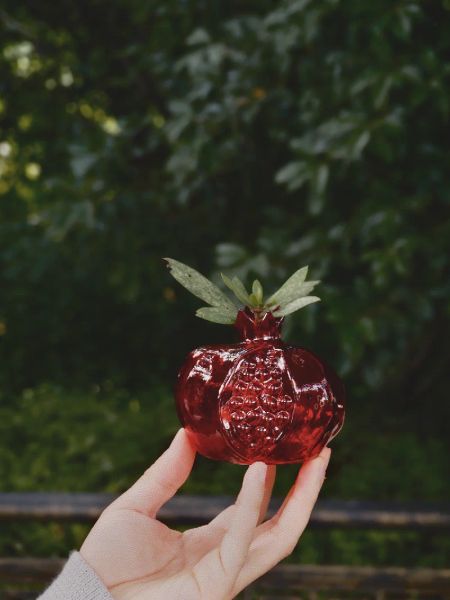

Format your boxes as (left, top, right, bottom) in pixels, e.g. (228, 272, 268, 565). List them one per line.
(80, 429, 330, 600)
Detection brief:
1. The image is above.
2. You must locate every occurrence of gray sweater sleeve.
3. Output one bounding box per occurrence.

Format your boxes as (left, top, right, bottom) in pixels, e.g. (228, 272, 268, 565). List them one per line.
(38, 551, 113, 600)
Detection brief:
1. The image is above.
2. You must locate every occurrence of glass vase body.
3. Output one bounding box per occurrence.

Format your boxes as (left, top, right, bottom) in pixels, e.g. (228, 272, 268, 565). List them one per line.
(175, 309, 345, 464)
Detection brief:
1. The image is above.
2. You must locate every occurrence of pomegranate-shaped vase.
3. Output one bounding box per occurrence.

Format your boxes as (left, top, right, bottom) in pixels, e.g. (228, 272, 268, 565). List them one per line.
(166, 258, 345, 465)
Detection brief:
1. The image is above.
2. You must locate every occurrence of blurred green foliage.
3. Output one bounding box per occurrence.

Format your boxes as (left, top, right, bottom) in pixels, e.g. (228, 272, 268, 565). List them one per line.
(1, 384, 449, 566)
(0, 0, 449, 567)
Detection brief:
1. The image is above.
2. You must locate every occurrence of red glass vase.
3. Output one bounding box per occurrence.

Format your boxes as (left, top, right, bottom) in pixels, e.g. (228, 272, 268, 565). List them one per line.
(176, 308, 345, 464)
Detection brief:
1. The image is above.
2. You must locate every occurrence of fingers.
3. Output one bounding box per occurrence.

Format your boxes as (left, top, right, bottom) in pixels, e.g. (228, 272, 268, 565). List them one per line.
(272, 447, 330, 544)
(204, 463, 276, 535)
(258, 465, 276, 524)
(219, 462, 268, 573)
(111, 428, 196, 517)
(233, 448, 331, 595)
(193, 462, 268, 595)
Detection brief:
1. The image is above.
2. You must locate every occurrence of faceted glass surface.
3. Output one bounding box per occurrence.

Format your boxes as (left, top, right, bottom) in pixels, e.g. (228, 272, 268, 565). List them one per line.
(175, 308, 345, 464)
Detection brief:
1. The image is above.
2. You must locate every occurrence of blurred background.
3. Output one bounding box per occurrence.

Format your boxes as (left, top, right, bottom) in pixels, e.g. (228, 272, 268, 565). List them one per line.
(0, 0, 449, 595)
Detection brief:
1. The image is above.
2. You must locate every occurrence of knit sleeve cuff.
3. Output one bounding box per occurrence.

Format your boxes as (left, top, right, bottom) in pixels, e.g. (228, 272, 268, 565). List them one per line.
(38, 551, 113, 600)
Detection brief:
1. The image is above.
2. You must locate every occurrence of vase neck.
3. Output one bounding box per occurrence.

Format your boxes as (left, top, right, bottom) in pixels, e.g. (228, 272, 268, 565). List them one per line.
(235, 308, 283, 342)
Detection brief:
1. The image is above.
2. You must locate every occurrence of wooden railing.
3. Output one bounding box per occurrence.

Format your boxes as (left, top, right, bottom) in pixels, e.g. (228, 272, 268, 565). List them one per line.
(1, 493, 450, 599)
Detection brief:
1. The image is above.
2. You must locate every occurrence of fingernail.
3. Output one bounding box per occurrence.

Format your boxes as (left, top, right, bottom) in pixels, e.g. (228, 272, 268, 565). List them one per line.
(307, 447, 330, 462)
(173, 428, 185, 441)
(319, 446, 331, 460)
(313, 447, 331, 471)
(251, 461, 268, 481)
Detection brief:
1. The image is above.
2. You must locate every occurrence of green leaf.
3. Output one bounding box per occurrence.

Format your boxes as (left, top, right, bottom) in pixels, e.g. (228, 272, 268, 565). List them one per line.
(221, 273, 251, 305)
(272, 280, 320, 307)
(248, 293, 259, 306)
(273, 296, 321, 317)
(294, 280, 320, 298)
(186, 28, 211, 46)
(275, 161, 310, 191)
(252, 279, 264, 305)
(165, 258, 236, 311)
(196, 306, 237, 324)
(266, 267, 320, 307)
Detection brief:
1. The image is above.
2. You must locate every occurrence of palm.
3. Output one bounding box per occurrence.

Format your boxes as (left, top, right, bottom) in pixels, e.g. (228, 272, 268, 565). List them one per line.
(97, 509, 235, 598)
(81, 430, 330, 600)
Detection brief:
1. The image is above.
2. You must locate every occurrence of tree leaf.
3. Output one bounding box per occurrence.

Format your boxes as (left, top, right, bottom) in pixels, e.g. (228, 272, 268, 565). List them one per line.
(273, 296, 321, 317)
(275, 161, 310, 191)
(221, 273, 250, 305)
(267, 266, 320, 306)
(196, 306, 237, 324)
(165, 258, 236, 310)
(186, 28, 211, 46)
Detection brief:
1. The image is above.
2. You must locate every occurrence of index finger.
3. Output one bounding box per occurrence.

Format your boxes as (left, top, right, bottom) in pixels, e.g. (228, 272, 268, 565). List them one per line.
(111, 428, 196, 517)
